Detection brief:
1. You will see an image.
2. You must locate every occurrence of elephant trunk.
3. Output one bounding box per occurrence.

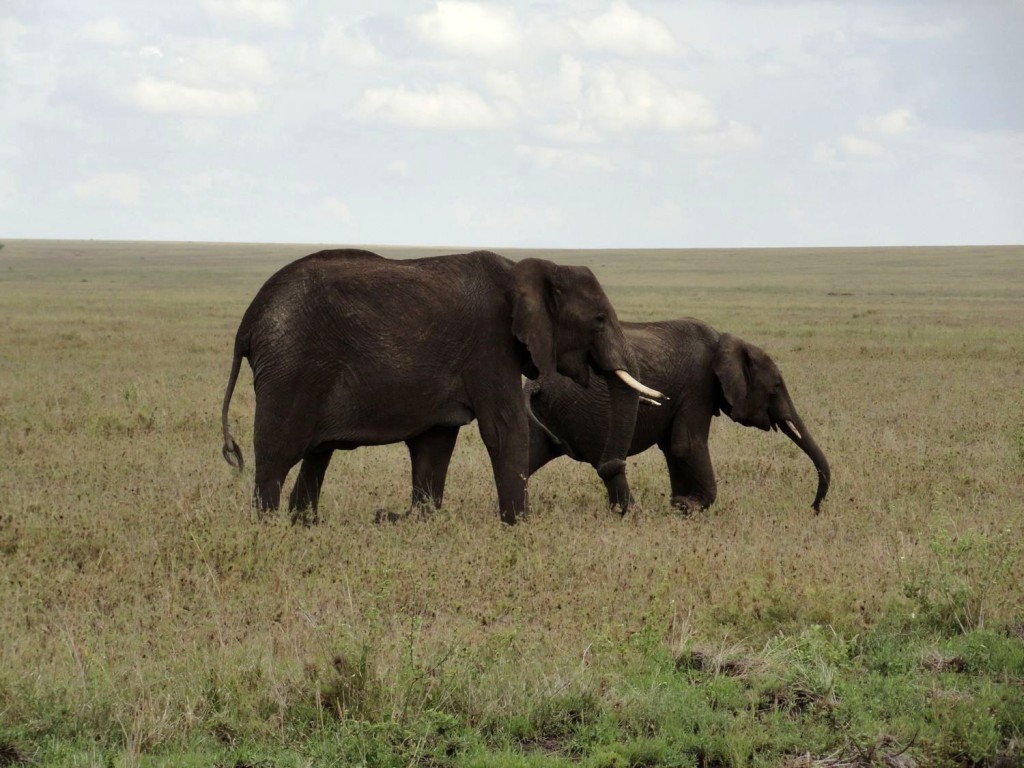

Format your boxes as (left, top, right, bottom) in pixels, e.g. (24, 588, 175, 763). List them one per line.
(593, 322, 665, 401)
(777, 414, 830, 512)
(589, 325, 647, 507)
(596, 369, 640, 483)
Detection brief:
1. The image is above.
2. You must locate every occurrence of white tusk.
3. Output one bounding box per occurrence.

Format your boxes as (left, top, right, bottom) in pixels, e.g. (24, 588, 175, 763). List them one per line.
(639, 396, 661, 407)
(785, 420, 802, 440)
(614, 369, 667, 401)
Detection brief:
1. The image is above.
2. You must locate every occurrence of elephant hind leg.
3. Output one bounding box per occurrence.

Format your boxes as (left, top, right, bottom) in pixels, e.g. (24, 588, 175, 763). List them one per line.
(252, 420, 306, 520)
(253, 470, 284, 516)
(288, 449, 334, 525)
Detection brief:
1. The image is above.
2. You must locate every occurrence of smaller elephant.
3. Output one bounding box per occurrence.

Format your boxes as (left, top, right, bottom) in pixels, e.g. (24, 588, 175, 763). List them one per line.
(526, 318, 830, 514)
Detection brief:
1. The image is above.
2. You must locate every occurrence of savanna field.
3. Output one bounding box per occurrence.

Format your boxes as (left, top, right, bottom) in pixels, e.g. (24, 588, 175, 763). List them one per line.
(1, 240, 1022, 767)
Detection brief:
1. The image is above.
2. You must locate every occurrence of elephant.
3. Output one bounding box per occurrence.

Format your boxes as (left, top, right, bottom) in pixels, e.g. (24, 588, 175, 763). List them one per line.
(525, 317, 830, 514)
(220, 248, 664, 524)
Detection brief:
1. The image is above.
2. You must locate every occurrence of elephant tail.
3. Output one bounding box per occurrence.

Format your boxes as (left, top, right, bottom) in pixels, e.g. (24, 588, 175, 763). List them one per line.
(221, 340, 245, 471)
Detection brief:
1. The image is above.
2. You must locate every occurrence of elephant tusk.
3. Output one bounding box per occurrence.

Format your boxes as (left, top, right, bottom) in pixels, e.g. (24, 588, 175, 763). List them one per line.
(785, 420, 803, 440)
(639, 396, 661, 407)
(614, 369, 667, 401)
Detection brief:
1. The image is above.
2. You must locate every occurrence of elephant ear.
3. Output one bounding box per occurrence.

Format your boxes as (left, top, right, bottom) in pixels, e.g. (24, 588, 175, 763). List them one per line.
(712, 334, 773, 430)
(511, 258, 558, 378)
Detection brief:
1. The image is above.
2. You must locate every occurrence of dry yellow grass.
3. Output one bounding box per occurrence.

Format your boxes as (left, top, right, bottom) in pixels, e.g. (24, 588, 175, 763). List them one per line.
(1, 239, 1022, 761)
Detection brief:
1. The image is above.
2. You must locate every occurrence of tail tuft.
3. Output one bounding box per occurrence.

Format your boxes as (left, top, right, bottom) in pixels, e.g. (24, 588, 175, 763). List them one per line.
(222, 438, 244, 471)
(221, 336, 246, 473)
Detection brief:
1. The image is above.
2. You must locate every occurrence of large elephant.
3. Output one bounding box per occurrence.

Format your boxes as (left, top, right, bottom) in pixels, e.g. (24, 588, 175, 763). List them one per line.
(526, 317, 830, 514)
(220, 248, 663, 524)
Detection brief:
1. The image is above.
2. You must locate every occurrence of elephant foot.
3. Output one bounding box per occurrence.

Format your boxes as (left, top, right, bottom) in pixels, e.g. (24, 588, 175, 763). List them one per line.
(670, 496, 706, 518)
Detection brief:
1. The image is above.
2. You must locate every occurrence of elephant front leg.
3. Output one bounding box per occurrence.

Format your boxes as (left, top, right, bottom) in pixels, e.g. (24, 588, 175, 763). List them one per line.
(288, 450, 333, 525)
(406, 425, 460, 516)
(478, 412, 529, 525)
(662, 446, 716, 516)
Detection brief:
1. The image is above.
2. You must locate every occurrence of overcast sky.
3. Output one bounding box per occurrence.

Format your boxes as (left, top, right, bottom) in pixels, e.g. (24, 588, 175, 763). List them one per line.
(2, 1, 1022, 248)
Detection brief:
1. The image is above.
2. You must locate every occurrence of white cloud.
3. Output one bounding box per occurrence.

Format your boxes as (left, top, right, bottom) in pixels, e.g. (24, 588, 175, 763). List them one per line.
(0, 170, 16, 207)
(174, 40, 273, 87)
(204, 0, 291, 27)
(73, 172, 142, 206)
(321, 20, 383, 68)
(574, 2, 677, 57)
(130, 77, 259, 116)
(414, 1, 521, 56)
(648, 199, 685, 228)
(0, 18, 28, 60)
(788, 206, 809, 229)
(453, 200, 562, 230)
(541, 118, 603, 145)
(321, 197, 352, 222)
(180, 172, 214, 195)
(683, 121, 763, 155)
(949, 174, 982, 201)
(839, 134, 884, 157)
(933, 129, 1024, 172)
(181, 119, 221, 143)
(557, 55, 584, 102)
(517, 144, 615, 172)
(386, 160, 410, 179)
(861, 108, 914, 135)
(813, 141, 840, 167)
(584, 66, 717, 133)
(79, 17, 133, 47)
(481, 71, 529, 112)
(814, 133, 886, 168)
(356, 83, 513, 129)
(862, 17, 963, 42)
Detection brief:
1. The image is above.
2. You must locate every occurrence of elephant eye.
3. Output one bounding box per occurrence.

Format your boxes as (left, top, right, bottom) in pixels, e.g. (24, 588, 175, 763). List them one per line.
(595, 313, 607, 327)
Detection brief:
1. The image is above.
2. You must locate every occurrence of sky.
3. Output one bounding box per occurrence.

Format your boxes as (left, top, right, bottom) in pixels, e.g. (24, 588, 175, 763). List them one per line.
(2, 1, 1023, 248)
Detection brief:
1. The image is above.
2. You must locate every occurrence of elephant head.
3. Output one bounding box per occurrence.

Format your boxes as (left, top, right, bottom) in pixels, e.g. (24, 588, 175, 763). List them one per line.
(712, 334, 831, 511)
(511, 258, 662, 480)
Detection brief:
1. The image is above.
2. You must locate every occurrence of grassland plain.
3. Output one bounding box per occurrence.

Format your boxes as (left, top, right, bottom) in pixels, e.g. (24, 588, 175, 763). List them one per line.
(0, 239, 1022, 767)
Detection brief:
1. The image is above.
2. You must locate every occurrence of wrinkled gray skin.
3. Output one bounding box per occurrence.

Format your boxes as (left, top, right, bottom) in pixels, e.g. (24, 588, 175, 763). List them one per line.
(526, 318, 830, 514)
(221, 249, 644, 525)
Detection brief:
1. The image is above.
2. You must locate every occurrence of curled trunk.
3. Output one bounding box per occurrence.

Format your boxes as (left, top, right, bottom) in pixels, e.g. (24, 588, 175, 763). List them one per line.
(596, 371, 640, 481)
(778, 415, 830, 512)
(590, 324, 646, 485)
(592, 371, 640, 512)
